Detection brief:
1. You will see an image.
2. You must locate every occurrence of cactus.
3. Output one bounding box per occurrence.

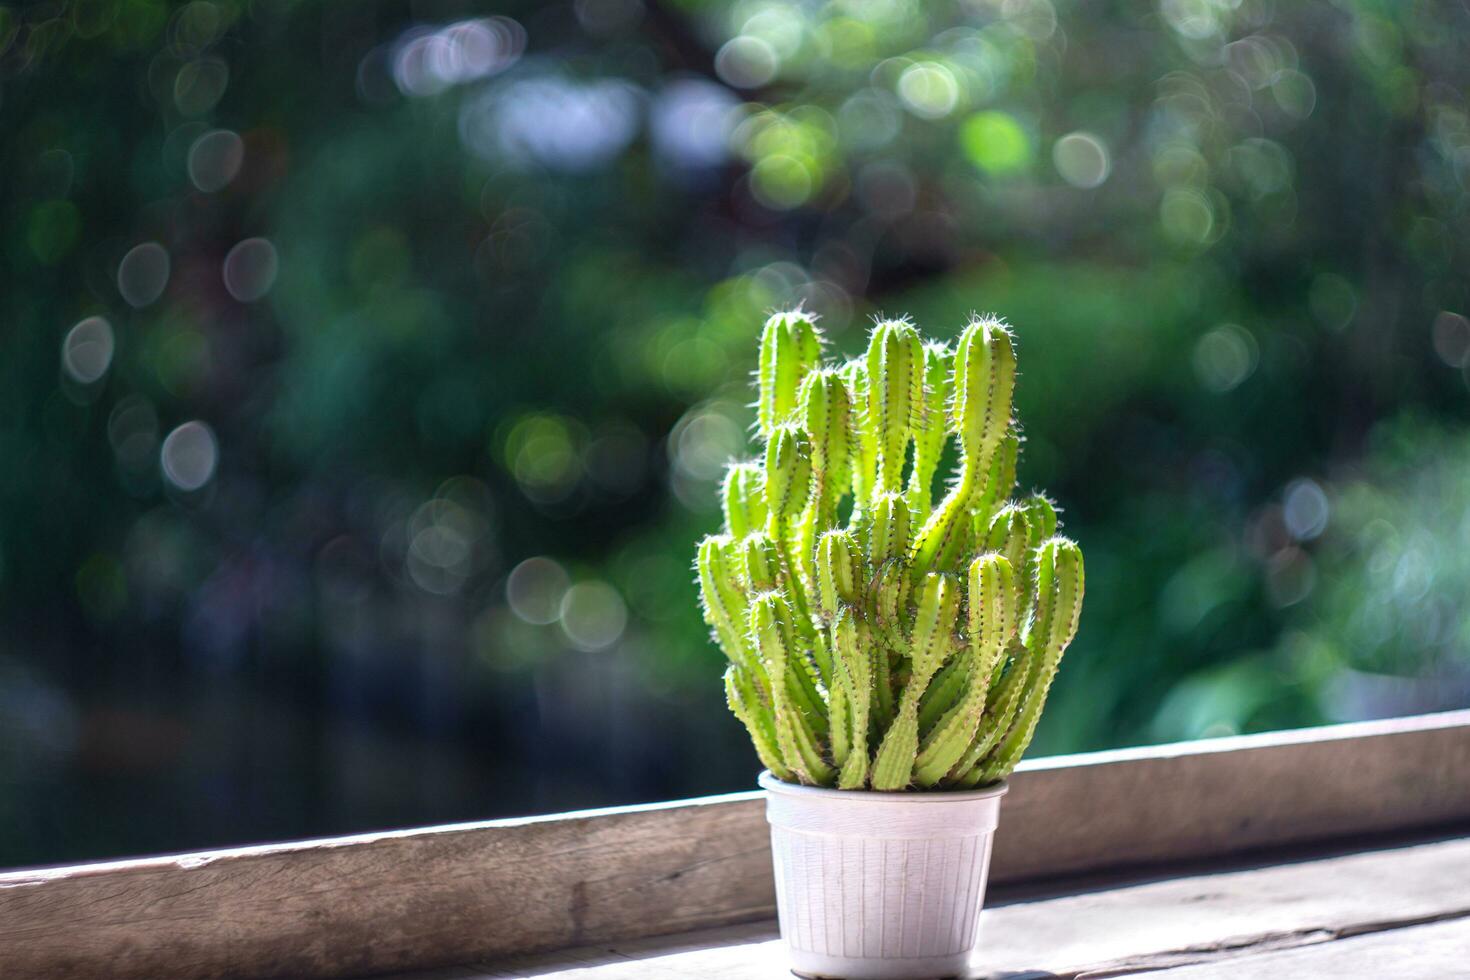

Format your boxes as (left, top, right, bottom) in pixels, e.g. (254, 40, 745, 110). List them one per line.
(697, 310, 1084, 790)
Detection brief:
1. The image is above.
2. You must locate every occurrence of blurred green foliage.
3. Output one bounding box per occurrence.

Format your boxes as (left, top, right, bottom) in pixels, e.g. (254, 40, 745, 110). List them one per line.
(0, 0, 1467, 864)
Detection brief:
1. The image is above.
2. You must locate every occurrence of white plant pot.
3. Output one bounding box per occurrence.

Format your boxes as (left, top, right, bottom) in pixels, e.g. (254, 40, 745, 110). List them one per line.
(759, 771, 1009, 979)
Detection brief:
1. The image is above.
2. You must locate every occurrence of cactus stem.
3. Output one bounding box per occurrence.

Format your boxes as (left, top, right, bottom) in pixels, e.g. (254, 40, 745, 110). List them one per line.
(703, 314, 1081, 790)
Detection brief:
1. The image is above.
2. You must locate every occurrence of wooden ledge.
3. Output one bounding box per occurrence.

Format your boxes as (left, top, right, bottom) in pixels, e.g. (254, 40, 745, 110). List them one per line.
(2, 710, 1468, 979)
(471, 832, 1470, 979)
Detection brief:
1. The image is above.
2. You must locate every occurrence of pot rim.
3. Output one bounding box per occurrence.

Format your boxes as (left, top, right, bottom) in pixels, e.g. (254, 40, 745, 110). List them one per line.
(757, 769, 1008, 802)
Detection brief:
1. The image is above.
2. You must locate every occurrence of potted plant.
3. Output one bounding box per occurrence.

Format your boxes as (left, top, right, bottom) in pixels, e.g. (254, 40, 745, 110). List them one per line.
(697, 312, 1084, 979)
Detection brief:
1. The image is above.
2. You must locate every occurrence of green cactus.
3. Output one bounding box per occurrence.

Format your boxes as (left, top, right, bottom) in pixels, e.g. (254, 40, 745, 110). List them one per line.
(697, 312, 1084, 790)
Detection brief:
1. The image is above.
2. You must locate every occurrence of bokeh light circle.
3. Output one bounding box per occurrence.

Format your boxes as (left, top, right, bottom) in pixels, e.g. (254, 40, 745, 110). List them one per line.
(897, 62, 960, 119)
(1271, 70, 1317, 120)
(506, 557, 571, 625)
(559, 580, 628, 650)
(1052, 131, 1111, 188)
(393, 17, 525, 97)
(118, 242, 171, 308)
(160, 421, 219, 492)
(61, 316, 115, 384)
(1193, 324, 1258, 392)
(1283, 479, 1330, 541)
(223, 238, 279, 302)
(751, 154, 814, 210)
(715, 35, 778, 89)
(1161, 189, 1226, 245)
(1432, 312, 1470, 368)
(650, 79, 738, 171)
(959, 111, 1030, 175)
(174, 58, 229, 116)
(187, 129, 244, 192)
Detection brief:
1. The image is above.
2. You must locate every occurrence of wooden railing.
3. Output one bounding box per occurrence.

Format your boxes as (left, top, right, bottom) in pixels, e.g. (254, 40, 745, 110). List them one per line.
(2, 710, 1468, 979)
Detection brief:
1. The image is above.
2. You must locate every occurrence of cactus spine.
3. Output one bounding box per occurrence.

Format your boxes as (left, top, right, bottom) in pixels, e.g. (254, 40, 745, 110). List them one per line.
(697, 311, 1084, 790)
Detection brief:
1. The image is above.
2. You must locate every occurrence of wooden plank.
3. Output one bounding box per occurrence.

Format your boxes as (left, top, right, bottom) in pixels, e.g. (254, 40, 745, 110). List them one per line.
(1136, 918, 1470, 980)
(0, 711, 1467, 979)
(0, 794, 773, 980)
(990, 708, 1470, 883)
(978, 835, 1470, 977)
(474, 922, 781, 979)
(468, 835, 1470, 979)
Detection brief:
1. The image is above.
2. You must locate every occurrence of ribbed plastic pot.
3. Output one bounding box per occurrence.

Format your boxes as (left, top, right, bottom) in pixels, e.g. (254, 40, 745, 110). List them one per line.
(759, 771, 1008, 980)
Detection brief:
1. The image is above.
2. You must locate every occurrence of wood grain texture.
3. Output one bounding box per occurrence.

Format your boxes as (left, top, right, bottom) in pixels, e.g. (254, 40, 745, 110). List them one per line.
(0, 794, 772, 980)
(1136, 918, 1470, 980)
(990, 708, 1470, 883)
(1, 711, 1467, 979)
(470, 834, 1470, 979)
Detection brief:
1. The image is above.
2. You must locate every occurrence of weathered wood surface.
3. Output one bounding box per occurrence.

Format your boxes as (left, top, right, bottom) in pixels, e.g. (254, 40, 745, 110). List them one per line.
(466, 835, 1470, 979)
(0, 794, 773, 980)
(992, 708, 1470, 883)
(1141, 918, 1470, 979)
(1, 711, 1467, 979)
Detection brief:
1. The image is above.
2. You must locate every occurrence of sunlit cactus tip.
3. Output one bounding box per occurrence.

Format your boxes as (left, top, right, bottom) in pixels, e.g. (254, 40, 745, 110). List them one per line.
(697, 313, 1084, 790)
